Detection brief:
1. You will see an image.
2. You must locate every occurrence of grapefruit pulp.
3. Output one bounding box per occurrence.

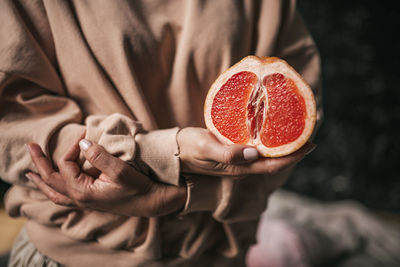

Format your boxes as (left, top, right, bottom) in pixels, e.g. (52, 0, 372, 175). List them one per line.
(204, 56, 316, 157)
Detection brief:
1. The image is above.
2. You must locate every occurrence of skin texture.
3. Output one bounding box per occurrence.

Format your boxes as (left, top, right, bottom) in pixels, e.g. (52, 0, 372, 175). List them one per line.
(26, 135, 187, 217)
(177, 127, 316, 178)
(27, 127, 316, 217)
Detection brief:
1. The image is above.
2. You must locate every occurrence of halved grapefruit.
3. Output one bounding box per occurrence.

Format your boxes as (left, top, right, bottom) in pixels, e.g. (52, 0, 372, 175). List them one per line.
(204, 56, 316, 157)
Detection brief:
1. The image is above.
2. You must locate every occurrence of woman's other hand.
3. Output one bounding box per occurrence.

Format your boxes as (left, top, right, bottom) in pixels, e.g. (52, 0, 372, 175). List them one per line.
(177, 127, 316, 178)
(25, 138, 186, 217)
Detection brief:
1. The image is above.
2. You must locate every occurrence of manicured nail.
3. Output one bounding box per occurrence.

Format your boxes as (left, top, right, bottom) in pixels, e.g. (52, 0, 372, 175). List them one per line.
(243, 147, 259, 161)
(305, 143, 317, 155)
(79, 139, 92, 151)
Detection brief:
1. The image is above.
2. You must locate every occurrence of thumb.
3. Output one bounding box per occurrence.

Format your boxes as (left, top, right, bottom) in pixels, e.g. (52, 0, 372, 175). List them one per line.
(208, 143, 259, 164)
(78, 139, 125, 178)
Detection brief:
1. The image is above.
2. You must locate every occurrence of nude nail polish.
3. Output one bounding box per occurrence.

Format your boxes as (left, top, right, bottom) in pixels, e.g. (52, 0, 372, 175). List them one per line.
(25, 173, 32, 180)
(79, 139, 92, 151)
(243, 148, 259, 161)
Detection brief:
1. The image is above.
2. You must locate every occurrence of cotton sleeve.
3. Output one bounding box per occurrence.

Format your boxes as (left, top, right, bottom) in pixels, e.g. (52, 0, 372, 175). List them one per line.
(0, 0, 180, 198)
(0, 0, 83, 185)
(0, 1, 183, 249)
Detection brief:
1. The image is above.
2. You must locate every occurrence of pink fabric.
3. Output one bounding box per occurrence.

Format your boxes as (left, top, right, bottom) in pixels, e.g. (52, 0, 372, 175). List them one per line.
(247, 217, 308, 267)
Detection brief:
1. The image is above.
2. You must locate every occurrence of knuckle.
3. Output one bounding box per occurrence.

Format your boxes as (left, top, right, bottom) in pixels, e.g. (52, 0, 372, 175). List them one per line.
(55, 159, 63, 169)
(87, 147, 104, 164)
(197, 137, 208, 154)
(222, 148, 235, 164)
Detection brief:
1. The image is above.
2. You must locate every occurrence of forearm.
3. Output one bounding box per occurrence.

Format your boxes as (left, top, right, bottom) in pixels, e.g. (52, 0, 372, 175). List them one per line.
(179, 169, 293, 223)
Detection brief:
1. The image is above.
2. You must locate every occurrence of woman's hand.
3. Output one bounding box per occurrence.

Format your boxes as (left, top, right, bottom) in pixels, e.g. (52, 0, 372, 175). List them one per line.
(25, 138, 186, 217)
(177, 127, 316, 177)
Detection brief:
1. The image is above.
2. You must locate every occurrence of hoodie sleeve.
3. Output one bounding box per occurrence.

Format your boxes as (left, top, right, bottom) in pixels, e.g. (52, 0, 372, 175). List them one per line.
(0, 0, 180, 192)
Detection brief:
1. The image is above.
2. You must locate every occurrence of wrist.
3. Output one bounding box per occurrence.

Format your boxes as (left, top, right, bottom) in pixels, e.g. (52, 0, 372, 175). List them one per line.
(154, 184, 187, 216)
(135, 127, 181, 186)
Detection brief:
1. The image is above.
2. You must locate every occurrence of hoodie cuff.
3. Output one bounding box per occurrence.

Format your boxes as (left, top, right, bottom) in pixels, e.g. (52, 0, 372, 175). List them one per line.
(135, 127, 181, 186)
(178, 175, 220, 216)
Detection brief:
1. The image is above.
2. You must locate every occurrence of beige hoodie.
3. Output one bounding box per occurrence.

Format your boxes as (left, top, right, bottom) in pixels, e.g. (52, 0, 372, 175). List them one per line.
(0, 0, 322, 266)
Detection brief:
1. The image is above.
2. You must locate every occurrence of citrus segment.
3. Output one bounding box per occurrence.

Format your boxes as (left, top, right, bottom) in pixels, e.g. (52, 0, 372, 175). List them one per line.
(211, 71, 258, 144)
(205, 56, 316, 157)
(260, 73, 306, 147)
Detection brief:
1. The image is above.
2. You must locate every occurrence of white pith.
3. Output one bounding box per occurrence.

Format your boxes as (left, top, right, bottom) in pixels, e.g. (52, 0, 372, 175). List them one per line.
(204, 56, 316, 157)
(246, 78, 267, 144)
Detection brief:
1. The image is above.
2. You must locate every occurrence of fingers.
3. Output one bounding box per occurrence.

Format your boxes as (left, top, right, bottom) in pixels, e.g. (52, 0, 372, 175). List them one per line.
(78, 139, 127, 179)
(27, 143, 58, 177)
(244, 142, 316, 175)
(201, 133, 259, 164)
(27, 142, 96, 206)
(25, 172, 74, 206)
(27, 143, 67, 192)
(209, 144, 259, 164)
(58, 136, 84, 179)
(178, 127, 259, 165)
(27, 142, 91, 198)
(61, 131, 86, 162)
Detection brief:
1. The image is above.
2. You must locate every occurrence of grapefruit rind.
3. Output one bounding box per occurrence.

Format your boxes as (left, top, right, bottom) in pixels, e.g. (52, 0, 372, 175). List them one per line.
(204, 56, 316, 157)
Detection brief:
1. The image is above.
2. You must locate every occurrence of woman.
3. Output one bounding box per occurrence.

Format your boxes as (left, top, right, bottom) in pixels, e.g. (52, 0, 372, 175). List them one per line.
(0, 0, 321, 266)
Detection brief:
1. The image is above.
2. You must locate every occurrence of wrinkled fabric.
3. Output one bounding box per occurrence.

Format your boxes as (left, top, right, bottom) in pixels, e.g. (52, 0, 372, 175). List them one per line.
(0, 0, 322, 266)
(9, 228, 62, 267)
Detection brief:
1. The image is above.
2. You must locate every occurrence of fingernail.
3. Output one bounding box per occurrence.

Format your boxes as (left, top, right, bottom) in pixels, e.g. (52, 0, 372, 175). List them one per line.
(243, 147, 259, 161)
(25, 173, 33, 180)
(79, 139, 92, 151)
(24, 144, 30, 153)
(305, 143, 317, 155)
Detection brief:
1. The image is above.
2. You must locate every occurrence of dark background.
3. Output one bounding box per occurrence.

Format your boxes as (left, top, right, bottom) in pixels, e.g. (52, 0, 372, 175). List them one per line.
(1, 1, 399, 213)
(285, 0, 400, 212)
